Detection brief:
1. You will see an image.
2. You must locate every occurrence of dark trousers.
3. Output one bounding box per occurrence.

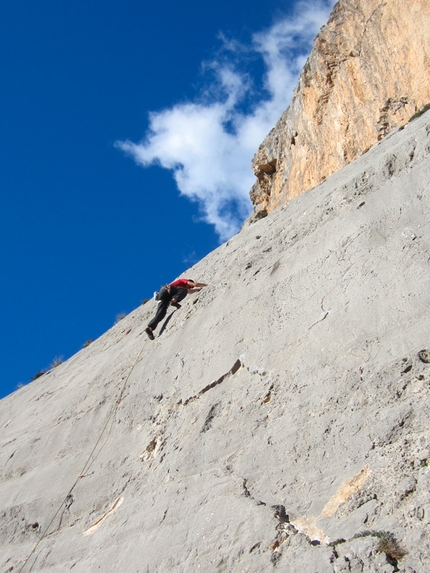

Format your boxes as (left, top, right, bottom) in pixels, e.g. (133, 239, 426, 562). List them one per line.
(148, 287, 188, 331)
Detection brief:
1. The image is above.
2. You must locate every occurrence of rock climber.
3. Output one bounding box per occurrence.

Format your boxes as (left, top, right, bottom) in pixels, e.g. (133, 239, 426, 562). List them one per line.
(145, 279, 208, 340)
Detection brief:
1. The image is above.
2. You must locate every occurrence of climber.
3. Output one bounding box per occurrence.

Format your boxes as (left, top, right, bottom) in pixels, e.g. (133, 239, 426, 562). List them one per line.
(145, 279, 208, 340)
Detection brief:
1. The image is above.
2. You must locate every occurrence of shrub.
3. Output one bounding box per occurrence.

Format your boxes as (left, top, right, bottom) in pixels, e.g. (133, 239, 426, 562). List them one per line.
(115, 312, 127, 323)
(31, 370, 47, 381)
(409, 103, 430, 122)
(376, 535, 407, 561)
(255, 209, 268, 220)
(50, 356, 64, 368)
(330, 530, 407, 562)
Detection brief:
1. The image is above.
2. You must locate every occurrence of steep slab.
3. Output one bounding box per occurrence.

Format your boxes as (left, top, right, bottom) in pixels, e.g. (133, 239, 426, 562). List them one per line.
(1, 113, 430, 572)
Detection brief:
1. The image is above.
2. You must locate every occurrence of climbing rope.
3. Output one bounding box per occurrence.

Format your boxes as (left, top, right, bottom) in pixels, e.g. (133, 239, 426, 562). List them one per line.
(17, 342, 146, 573)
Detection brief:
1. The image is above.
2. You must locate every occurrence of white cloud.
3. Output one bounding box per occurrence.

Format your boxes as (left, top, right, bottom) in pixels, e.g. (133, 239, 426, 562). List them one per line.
(116, 0, 335, 242)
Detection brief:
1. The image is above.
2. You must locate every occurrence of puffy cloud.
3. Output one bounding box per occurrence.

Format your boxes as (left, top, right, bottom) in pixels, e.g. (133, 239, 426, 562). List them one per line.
(116, 0, 334, 241)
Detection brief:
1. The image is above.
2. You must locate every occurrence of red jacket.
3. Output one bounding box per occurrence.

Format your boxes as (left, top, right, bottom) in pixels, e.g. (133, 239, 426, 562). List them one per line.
(170, 279, 191, 289)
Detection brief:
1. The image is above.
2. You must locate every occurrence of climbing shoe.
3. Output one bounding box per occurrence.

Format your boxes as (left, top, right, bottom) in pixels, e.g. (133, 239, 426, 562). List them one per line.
(145, 327, 155, 340)
(170, 302, 181, 309)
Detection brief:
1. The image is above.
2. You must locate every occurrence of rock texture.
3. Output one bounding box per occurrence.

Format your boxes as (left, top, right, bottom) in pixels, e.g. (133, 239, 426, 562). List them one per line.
(1, 111, 430, 572)
(250, 0, 430, 214)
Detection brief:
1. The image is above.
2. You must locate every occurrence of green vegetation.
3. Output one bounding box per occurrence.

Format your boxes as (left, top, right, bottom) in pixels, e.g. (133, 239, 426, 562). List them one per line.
(409, 103, 430, 122)
(31, 370, 47, 381)
(255, 209, 268, 220)
(329, 530, 407, 562)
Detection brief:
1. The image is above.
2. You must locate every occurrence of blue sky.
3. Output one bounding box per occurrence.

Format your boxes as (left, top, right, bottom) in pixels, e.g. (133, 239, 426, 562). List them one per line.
(0, 0, 333, 399)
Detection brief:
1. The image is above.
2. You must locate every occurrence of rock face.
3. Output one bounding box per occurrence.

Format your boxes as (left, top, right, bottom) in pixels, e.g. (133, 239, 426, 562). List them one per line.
(250, 0, 430, 214)
(1, 112, 430, 572)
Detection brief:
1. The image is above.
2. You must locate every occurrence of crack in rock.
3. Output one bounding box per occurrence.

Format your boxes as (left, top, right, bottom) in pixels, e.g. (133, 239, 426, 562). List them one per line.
(241, 478, 266, 506)
(201, 403, 221, 433)
(182, 359, 242, 406)
(82, 497, 124, 536)
(139, 436, 163, 462)
(308, 297, 331, 330)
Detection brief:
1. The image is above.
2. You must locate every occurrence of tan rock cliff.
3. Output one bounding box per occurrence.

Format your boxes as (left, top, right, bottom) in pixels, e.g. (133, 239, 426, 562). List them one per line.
(250, 0, 430, 213)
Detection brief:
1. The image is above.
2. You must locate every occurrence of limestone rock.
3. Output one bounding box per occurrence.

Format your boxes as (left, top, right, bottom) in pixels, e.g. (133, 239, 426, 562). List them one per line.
(0, 114, 430, 573)
(1, 109, 430, 572)
(250, 0, 430, 213)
